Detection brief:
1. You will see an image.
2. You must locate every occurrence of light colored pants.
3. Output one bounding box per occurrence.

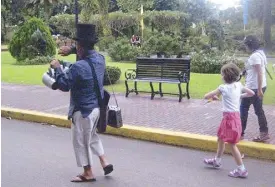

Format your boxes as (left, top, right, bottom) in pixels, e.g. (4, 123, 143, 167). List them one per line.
(72, 108, 104, 167)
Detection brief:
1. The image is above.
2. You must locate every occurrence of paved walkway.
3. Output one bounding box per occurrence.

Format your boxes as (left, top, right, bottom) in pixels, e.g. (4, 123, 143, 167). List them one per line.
(2, 82, 275, 144)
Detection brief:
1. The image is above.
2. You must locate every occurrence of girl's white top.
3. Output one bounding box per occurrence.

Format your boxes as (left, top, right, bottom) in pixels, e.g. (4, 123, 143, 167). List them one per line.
(218, 82, 243, 112)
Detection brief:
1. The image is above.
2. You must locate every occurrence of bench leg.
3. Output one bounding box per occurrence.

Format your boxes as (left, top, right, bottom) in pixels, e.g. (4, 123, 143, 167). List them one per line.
(186, 82, 190, 99)
(134, 81, 139, 95)
(178, 83, 183, 102)
(125, 80, 129, 97)
(159, 83, 163, 97)
(150, 82, 155, 100)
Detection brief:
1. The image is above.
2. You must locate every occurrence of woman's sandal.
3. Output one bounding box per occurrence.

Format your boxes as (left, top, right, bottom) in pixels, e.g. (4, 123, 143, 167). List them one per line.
(71, 175, 96, 183)
(103, 164, 114, 175)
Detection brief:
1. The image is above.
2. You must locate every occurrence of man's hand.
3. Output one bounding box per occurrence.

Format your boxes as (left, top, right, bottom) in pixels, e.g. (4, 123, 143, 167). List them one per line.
(58, 46, 71, 56)
(257, 89, 264, 98)
(50, 59, 61, 69)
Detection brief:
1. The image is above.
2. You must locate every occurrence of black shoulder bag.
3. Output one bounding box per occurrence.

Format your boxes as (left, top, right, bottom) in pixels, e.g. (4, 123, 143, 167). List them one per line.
(86, 58, 123, 133)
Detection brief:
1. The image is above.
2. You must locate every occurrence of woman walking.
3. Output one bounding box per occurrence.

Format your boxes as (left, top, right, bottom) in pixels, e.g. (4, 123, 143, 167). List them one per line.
(241, 35, 270, 142)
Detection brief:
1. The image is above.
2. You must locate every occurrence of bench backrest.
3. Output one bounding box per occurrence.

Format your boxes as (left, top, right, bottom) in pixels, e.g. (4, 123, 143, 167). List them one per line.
(136, 57, 191, 82)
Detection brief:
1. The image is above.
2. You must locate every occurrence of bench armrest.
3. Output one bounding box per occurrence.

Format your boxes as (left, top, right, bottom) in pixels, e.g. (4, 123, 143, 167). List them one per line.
(125, 69, 137, 80)
(178, 70, 190, 82)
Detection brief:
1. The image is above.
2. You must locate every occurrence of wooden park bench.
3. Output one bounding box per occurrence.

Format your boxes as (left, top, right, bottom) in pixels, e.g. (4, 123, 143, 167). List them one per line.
(125, 57, 191, 102)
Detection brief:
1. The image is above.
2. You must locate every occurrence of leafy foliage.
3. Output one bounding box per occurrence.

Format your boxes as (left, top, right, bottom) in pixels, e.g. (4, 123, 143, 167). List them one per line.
(144, 11, 188, 33)
(17, 55, 53, 65)
(108, 37, 142, 61)
(116, 0, 154, 12)
(96, 35, 116, 51)
(49, 14, 75, 37)
(153, 0, 179, 11)
(191, 49, 244, 74)
(104, 66, 122, 85)
(9, 17, 56, 62)
(178, 0, 215, 23)
(25, 0, 71, 20)
(142, 33, 182, 56)
(206, 19, 225, 50)
(108, 11, 139, 35)
(108, 34, 182, 61)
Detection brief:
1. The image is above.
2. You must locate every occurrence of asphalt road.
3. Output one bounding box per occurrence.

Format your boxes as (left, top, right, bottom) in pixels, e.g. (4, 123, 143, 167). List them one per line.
(2, 118, 275, 187)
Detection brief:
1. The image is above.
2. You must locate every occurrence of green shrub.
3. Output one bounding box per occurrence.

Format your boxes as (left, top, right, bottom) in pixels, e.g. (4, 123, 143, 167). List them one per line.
(16, 56, 53, 65)
(142, 34, 181, 56)
(9, 17, 56, 62)
(144, 11, 188, 33)
(49, 14, 75, 37)
(191, 49, 244, 74)
(104, 66, 121, 85)
(186, 36, 209, 52)
(108, 35, 182, 61)
(108, 37, 141, 61)
(96, 36, 116, 51)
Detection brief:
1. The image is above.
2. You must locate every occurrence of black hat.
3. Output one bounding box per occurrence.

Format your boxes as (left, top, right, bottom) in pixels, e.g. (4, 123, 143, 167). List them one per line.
(73, 24, 98, 43)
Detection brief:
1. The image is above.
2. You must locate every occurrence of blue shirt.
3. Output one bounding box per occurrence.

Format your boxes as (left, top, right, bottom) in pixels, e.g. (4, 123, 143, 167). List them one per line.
(54, 50, 105, 119)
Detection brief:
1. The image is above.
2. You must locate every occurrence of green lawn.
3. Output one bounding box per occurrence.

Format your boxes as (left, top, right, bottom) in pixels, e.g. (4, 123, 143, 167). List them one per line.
(1, 51, 274, 105)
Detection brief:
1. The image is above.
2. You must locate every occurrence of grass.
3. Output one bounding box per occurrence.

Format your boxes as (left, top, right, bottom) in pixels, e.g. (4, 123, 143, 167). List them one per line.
(1, 51, 275, 105)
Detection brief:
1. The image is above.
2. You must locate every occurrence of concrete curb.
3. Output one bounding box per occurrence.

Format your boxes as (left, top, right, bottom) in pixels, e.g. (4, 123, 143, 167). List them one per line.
(2, 107, 275, 161)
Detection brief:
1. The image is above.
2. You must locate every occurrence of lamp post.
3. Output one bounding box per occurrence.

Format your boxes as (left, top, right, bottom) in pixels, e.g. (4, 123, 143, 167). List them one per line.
(140, 4, 144, 40)
(243, 0, 248, 32)
(74, 0, 79, 60)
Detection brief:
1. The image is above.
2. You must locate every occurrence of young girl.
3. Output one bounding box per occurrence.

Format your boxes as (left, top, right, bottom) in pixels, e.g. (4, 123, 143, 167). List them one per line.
(203, 62, 255, 178)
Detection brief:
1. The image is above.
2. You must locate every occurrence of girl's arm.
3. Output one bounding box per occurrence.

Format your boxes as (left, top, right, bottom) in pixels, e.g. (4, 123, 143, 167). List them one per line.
(204, 88, 221, 100)
(241, 87, 255, 98)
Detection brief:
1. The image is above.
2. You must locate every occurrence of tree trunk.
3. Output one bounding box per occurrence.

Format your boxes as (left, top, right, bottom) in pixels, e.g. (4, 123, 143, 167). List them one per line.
(35, 4, 40, 17)
(264, 0, 272, 51)
(44, 1, 52, 22)
(2, 15, 7, 42)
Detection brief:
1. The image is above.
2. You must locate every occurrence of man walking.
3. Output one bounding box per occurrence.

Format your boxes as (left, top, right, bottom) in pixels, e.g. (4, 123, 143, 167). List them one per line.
(50, 24, 113, 182)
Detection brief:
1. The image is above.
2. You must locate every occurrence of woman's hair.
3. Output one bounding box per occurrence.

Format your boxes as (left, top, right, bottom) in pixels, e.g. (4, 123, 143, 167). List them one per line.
(221, 62, 241, 84)
(244, 35, 261, 51)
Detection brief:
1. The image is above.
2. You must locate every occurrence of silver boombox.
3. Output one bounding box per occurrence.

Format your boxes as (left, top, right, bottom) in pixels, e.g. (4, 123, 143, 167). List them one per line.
(42, 62, 71, 90)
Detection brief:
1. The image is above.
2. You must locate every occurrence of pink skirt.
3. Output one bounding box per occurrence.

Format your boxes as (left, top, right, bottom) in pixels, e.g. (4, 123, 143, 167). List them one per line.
(217, 112, 242, 144)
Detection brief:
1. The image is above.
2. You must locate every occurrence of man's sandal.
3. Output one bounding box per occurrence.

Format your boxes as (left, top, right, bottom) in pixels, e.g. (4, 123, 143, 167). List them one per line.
(103, 164, 114, 175)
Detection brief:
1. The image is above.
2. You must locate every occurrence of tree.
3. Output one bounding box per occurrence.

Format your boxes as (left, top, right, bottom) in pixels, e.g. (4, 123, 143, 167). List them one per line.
(1, 0, 10, 41)
(179, 0, 216, 23)
(206, 19, 225, 50)
(116, 0, 154, 12)
(80, 0, 110, 36)
(1, 0, 26, 41)
(248, 0, 275, 26)
(219, 7, 243, 33)
(51, 1, 76, 16)
(249, 0, 264, 26)
(26, 0, 70, 21)
(153, 0, 179, 11)
(263, 0, 272, 50)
